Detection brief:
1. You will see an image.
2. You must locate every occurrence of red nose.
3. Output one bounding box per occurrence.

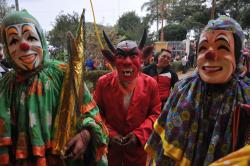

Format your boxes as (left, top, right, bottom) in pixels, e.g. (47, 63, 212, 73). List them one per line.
(205, 51, 216, 60)
(20, 42, 30, 51)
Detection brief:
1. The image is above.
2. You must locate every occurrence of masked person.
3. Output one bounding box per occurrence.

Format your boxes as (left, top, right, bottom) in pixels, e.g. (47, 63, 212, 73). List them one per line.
(145, 16, 250, 165)
(0, 10, 108, 165)
(94, 31, 161, 166)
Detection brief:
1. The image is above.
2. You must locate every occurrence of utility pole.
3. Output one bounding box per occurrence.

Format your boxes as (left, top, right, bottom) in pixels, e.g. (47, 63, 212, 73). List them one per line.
(160, 0, 165, 41)
(211, 0, 216, 20)
(15, 0, 19, 11)
(156, 0, 159, 33)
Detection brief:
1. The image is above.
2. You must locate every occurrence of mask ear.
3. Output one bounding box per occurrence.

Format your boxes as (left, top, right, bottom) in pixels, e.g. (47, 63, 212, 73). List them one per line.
(101, 49, 115, 64)
(142, 45, 154, 59)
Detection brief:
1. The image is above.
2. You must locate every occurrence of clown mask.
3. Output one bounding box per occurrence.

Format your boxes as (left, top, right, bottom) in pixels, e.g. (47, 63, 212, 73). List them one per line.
(5, 23, 43, 71)
(197, 30, 235, 84)
(115, 41, 141, 83)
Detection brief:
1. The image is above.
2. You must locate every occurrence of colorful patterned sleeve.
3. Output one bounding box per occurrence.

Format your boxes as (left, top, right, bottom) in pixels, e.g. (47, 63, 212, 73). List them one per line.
(78, 83, 109, 165)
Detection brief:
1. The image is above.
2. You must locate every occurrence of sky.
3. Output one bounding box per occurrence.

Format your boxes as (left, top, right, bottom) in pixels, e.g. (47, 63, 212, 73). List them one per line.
(7, 0, 148, 31)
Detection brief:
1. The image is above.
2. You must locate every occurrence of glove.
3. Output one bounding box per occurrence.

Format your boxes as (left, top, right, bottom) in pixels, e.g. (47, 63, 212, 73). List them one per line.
(121, 132, 140, 147)
(109, 134, 123, 146)
(64, 129, 91, 160)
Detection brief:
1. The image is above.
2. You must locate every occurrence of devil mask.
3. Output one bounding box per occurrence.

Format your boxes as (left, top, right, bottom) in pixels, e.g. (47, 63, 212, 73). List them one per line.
(197, 16, 244, 84)
(101, 30, 153, 83)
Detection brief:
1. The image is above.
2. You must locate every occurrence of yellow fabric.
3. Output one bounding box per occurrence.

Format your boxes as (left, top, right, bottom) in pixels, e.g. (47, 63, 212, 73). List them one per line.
(145, 120, 191, 166)
(209, 145, 250, 166)
(52, 10, 85, 154)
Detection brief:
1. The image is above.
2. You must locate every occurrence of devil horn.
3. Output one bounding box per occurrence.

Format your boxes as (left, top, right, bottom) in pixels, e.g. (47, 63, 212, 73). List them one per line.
(138, 29, 147, 50)
(103, 30, 116, 53)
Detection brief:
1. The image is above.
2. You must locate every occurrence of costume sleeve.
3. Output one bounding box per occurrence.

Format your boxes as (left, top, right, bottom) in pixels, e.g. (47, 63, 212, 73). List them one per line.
(78, 83, 108, 164)
(93, 78, 119, 137)
(132, 81, 161, 145)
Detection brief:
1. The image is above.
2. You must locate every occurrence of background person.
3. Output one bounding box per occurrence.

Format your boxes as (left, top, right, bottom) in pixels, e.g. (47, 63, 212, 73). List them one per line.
(143, 48, 179, 107)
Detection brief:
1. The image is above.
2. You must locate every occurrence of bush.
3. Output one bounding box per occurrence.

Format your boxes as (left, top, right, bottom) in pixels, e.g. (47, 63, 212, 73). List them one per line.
(85, 70, 111, 92)
(171, 61, 183, 72)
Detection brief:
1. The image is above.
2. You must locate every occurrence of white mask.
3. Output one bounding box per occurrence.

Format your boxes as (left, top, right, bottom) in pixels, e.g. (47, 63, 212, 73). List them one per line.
(5, 23, 43, 71)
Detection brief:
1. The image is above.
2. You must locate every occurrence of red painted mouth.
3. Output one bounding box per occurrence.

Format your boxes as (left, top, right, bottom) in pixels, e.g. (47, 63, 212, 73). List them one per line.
(122, 68, 133, 76)
(19, 54, 37, 64)
(202, 66, 222, 73)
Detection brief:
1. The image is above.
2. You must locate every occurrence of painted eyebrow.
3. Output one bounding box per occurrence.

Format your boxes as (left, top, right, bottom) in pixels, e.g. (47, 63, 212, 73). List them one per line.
(199, 36, 208, 45)
(22, 24, 33, 34)
(7, 26, 18, 36)
(215, 34, 230, 46)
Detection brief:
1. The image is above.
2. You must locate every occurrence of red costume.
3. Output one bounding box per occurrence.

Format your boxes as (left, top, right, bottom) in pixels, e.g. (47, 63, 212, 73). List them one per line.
(94, 30, 161, 166)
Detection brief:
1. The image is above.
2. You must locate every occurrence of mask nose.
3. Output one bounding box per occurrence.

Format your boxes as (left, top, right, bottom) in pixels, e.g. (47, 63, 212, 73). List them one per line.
(20, 42, 30, 51)
(124, 56, 132, 64)
(205, 51, 216, 60)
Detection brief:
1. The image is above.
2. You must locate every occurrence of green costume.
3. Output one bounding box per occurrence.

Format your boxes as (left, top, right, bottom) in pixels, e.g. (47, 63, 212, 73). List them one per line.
(0, 10, 108, 165)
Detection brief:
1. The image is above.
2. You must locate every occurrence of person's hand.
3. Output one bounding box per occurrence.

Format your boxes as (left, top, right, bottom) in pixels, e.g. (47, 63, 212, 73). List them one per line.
(121, 132, 140, 147)
(240, 104, 250, 116)
(64, 129, 91, 160)
(110, 134, 123, 146)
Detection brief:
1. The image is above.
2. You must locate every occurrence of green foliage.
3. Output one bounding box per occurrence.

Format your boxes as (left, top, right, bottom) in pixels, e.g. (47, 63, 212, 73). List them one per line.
(50, 49, 68, 61)
(171, 61, 182, 72)
(0, 0, 8, 19)
(142, 0, 250, 38)
(217, 0, 250, 29)
(117, 11, 147, 42)
(85, 70, 111, 92)
(162, 24, 187, 41)
(48, 11, 79, 50)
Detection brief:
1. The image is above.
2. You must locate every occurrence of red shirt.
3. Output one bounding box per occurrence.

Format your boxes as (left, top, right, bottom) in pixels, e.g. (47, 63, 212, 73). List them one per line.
(94, 71, 161, 166)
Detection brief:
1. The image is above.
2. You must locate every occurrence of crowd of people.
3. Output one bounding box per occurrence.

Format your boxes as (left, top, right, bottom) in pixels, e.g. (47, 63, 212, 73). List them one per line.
(0, 9, 249, 166)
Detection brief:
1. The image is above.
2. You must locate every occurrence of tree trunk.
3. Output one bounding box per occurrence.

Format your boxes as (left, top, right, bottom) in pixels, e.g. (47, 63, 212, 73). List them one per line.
(15, 0, 19, 11)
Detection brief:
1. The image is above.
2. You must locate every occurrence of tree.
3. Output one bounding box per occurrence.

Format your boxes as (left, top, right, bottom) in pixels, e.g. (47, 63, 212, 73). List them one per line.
(0, 0, 8, 19)
(48, 11, 79, 51)
(117, 11, 147, 42)
(141, 0, 177, 30)
(217, 0, 250, 29)
(48, 11, 119, 61)
(0, 0, 13, 42)
(162, 24, 187, 41)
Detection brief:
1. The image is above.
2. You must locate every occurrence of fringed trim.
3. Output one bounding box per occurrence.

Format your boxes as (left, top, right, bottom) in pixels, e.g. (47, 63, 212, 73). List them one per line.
(95, 145, 108, 161)
(32, 145, 46, 157)
(153, 120, 191, 166)
(36, 157, 47, 166)
(0, 153, 9, 165)
(209, 145, 250, 166)
(0, 137, 11, 146)
(81, 100, 96, 114)
(144, 143, 156, 158)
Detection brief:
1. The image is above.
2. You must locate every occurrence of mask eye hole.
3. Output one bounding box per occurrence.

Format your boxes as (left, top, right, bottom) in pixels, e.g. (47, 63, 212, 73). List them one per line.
(217, 45, 230, 52)
(9, 38, 19, 46)
(198, 46, 207, 53)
